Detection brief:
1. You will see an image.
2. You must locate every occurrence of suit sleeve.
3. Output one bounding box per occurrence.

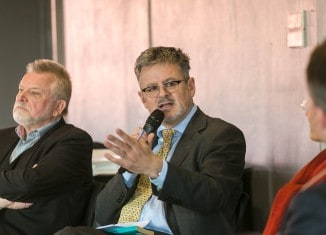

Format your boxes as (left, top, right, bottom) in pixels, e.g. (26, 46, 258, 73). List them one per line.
(95, 173, 138, 226)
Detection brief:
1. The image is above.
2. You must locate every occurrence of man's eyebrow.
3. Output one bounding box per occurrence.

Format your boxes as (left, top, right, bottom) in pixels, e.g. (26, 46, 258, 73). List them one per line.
(143, 82, 158, 87)
(18, 86, 44, 92)
(163, 78, 179, 82)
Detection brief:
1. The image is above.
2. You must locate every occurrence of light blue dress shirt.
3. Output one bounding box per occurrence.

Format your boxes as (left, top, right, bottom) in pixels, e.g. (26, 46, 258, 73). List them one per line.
(10, 118, 60, 163)
(122, 105, 197, 234)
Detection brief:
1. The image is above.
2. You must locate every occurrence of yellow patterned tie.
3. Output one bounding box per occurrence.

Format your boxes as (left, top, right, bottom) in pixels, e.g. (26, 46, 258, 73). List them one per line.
(118, 129, 175, 223)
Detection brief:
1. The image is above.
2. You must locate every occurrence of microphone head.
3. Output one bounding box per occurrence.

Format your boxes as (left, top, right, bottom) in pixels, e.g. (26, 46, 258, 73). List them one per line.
(143, 109, 165, 134)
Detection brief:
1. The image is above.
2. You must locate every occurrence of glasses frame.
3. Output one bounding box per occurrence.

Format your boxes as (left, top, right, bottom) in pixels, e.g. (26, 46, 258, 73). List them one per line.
(141, 80, 186, 98)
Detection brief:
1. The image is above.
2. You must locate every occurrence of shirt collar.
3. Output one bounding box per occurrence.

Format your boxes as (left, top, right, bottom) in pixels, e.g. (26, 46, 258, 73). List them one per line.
(15, 118, 61, 141)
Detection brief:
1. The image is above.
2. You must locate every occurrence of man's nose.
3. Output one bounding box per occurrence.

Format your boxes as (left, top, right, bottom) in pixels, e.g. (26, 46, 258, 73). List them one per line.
(157, 85, 169, 97)
(16, 92, 27, 101)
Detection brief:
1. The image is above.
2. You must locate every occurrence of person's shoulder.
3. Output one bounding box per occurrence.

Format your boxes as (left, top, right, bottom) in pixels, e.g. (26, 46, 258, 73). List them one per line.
(280, 182, 326, 235)
(204, 112, 244, 135)
(53, 119, 92, 140)
(297, 182, 326, 202)
(196, 107, 241, 127)
(288, 182, 326, 214)
(193, 108, 245, 139)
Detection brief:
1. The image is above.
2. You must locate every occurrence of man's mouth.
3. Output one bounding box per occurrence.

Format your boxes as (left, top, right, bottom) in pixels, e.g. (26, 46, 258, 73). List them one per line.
(14, 105, 28, 112)
(158, 101, 174, 110)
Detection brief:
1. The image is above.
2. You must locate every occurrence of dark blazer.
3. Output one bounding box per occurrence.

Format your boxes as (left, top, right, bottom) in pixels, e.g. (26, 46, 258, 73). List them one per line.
(0, 118, 93, 235)
(95, 108, 246, 235)
(279, 182, 326, 235)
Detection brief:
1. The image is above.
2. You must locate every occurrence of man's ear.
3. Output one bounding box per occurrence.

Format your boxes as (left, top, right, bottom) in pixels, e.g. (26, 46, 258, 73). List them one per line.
(53, 100, 66, 117)
(187, 77, 196, 97)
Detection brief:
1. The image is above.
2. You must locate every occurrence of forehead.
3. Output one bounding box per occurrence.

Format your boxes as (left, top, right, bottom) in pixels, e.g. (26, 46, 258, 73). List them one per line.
(139, 63, 183, 85)
(20, 72, 56, 90)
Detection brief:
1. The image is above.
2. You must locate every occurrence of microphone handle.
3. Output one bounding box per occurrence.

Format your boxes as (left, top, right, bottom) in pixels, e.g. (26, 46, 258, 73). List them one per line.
(137, 129, 146, 141)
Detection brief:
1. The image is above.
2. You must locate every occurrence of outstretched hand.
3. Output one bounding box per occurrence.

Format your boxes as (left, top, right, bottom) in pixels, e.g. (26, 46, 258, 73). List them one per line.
(103, 128, 163, 178)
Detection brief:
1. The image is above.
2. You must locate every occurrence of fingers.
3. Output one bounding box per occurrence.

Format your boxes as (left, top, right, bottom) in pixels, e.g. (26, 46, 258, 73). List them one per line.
(1, 200, 33, 210)
(116, 128, 136, 145)
(131, 127, 143, 139)
(104, 137, 123, 154)
(104, 151, 123, 166)
(0, 198, 11, 208)
(105, 129, 138, 153)
(8, 202, 33, 209)
(147, 133, 155, 146)
(23, 202, 33, 208)
(103, 128, 153, 174)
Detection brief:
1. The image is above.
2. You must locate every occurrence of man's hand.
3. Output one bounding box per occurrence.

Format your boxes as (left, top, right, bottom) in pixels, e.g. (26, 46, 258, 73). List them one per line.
(0, 197, 33, 209)
(104, 128, 163, 178)
(0, 198, 12, 208)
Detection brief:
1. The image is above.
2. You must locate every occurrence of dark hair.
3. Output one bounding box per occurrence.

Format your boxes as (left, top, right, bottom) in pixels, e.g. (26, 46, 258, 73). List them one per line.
(307, 40, 326, 112)
(134, 46, 191, 81)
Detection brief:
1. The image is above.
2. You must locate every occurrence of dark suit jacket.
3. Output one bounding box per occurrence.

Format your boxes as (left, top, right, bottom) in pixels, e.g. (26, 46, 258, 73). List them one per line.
(95, 108, 246, 235)
(0, 118, 93, 235)
(279, 182, 326, 235)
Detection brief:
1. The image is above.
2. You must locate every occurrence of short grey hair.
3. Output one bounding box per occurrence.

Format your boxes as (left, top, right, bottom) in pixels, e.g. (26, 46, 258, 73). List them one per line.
(26, 59, 72, 115)
(134, 46, 191, 81)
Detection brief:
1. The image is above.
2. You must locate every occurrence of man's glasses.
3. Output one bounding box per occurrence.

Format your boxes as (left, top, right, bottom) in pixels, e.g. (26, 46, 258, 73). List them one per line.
(141, 80, 186, 98)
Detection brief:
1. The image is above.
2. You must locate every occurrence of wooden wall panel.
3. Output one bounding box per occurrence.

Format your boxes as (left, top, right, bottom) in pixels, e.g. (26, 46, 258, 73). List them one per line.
(63, 0, 149, 142)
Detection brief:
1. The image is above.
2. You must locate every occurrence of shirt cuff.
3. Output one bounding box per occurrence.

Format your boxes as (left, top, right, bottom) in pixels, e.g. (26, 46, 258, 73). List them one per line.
(150, 160, 168, 188)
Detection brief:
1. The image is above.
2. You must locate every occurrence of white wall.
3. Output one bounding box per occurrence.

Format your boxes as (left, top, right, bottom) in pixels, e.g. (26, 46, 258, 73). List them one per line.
(61, 0, 326, 231)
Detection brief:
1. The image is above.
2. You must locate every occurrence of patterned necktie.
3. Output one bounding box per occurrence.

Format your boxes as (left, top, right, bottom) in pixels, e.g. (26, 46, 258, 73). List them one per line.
(118, 129, 175, 223)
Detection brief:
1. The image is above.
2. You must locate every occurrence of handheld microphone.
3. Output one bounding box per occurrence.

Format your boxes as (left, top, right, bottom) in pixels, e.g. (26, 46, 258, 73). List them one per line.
(118, 109, 164, 174)
(137, 109, 165, 141)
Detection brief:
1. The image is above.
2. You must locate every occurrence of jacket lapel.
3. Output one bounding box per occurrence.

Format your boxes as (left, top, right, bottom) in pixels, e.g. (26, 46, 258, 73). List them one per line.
(170, 108, 207, 166)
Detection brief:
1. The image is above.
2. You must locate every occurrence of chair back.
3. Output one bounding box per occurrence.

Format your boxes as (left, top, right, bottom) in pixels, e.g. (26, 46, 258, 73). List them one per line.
(81, 181, 105, 226)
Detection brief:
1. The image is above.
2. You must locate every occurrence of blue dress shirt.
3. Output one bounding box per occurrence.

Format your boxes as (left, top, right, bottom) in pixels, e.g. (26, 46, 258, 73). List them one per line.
(10, 119, 60, 163)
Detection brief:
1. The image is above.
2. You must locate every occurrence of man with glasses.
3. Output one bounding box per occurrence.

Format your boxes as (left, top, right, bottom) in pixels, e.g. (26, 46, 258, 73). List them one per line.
(56, 46, 246, 235)
(264, 40, 326, 235)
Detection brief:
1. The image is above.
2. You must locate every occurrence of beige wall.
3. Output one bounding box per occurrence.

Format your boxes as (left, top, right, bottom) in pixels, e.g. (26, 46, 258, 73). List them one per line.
(61, 0, 326, 231)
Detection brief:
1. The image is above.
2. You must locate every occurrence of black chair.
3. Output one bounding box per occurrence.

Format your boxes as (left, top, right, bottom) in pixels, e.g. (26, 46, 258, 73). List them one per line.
(93, 142, 106, 149)
(236, 191, 250, 232)
(81, 181, 105, 226)
(236, 167, 253, 233)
